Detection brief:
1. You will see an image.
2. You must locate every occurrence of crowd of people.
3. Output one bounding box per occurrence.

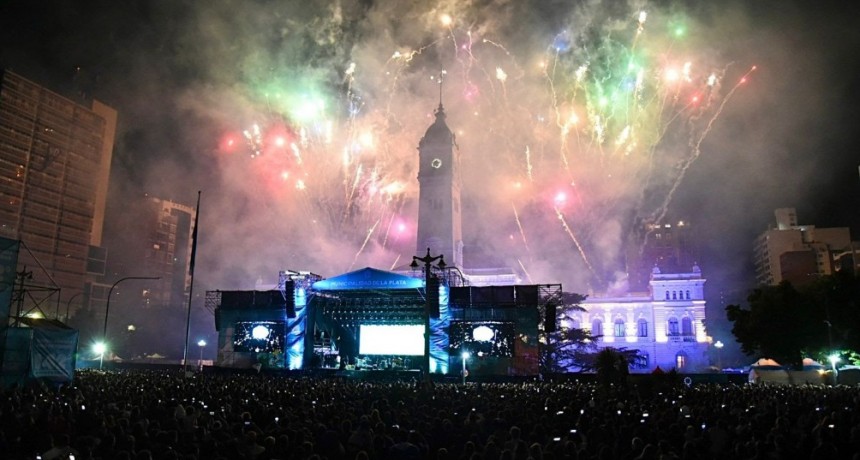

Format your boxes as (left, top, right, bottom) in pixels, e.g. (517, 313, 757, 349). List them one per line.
(1, 369, 858, 460)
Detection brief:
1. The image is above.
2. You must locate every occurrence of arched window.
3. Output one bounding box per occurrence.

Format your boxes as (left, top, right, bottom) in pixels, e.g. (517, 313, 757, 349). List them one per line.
(591, 319, 603, 338)
(665, 291, 670, 300)
(672, 291, 677, 300)
(685, 290, 691, 300)
(637, 319, 648, 337)
(614, 319, 625, 337)
(676, 352, 688, 369)
(668, 318, 679, 336)
(681, 317, 693, 336)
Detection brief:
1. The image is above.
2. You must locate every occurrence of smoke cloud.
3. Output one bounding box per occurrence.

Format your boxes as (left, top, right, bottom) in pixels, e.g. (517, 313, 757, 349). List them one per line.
(3, 0, 859, 353)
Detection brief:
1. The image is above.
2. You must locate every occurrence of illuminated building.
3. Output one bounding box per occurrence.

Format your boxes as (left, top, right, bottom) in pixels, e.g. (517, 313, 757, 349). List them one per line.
(416, 103, 464, 269)
(413, 101, 710, 371)
(414, 101, 518, 286)
(568, 265, 709, 372)
(0, 69, 117, 315)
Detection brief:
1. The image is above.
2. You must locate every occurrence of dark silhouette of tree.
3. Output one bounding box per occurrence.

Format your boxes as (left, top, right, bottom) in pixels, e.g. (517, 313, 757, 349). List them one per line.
(540, 292, 594, 373)
(727, 272, 860, 368)
(541, 292, 647, 375)
(804, 271, 860, 364)
(594, 347, 630, 390)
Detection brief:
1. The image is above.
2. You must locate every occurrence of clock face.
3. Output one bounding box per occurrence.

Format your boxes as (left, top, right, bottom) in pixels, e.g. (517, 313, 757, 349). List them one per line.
(431, 158, 443, 169)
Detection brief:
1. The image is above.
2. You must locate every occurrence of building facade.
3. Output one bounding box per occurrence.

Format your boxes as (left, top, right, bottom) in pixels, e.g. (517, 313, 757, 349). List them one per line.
(416, 103, 464, 269)
(754, 208, 852, 286)
(97, 195, 195, 311)
(626, 220, 699, 292)
(411, 101, 710, 371)
(565, 265, 710, 372)
(413, 102, 518, 286)
(0, 69, 116, 315)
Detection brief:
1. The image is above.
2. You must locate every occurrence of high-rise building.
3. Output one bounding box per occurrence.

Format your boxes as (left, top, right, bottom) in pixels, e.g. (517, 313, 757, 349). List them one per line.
(626, 220, 699, 292)
(104, 195, 195, 310)
(754, 208, 852, 286)
(0, 69, 117, 315)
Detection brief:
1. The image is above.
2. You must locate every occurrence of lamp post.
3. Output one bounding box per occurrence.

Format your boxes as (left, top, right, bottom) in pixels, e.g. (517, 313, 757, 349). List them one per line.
(411, 248, 446, 384)
(101, 276, 160, 369)
(197, 340, 207, 370)
(714, 340, 724, 371)
(461, 351, 470, 384)
(65, 292, 83, 322)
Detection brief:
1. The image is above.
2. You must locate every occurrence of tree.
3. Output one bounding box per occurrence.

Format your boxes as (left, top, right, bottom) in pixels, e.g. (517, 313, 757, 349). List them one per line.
(594, 347, 630, 390)
(540, 292, 596, 373)
(540, 292, 645, 374)
(803, 271, 860, 363)
(726, 281, 826, 369)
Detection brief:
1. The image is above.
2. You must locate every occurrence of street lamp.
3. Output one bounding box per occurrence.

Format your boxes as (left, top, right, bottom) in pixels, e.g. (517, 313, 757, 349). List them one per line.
(101, 276, 160, 369)
(197, 340, 207, 370)
(461, 351, 470, 384)
(64, 292, 83, 322)
(411, 248, 446, 384)
(714, 340, 724, 371)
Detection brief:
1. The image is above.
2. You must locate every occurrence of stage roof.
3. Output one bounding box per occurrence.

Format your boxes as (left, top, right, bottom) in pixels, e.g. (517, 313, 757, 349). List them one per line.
(312, 267, 424, 291)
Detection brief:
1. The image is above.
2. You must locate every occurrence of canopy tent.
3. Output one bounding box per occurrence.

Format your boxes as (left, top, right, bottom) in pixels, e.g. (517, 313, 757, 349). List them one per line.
(802, 358, 825, 370)
(749, 358, 782, 368)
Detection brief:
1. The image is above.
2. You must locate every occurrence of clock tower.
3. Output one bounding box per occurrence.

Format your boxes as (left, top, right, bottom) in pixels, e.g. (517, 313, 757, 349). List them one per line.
(416, 103, 463, 267)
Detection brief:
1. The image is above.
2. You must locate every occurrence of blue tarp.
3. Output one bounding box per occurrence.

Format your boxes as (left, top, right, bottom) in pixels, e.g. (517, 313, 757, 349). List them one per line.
(31, 328, 78, 382)
(1, 323, 78, 387)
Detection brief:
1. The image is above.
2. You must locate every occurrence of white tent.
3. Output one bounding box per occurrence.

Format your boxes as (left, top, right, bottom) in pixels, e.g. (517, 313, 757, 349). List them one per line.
(750, 358, 782, 368)
(802, 358, 825, 369)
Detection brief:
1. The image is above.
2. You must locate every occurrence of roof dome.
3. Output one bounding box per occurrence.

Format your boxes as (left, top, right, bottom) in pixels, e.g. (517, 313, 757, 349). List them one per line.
(419, 104, 453, 148)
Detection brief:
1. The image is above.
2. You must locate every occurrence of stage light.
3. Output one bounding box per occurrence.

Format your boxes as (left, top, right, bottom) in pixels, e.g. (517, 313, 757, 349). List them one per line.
(252, 325, 270, 339)
(473, 326, 494, 342)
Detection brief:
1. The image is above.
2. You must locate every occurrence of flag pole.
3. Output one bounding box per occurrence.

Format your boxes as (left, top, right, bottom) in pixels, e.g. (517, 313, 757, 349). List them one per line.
(182, 191, 201, 373)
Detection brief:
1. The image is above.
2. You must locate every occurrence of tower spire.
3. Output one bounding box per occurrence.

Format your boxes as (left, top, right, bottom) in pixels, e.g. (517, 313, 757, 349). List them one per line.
(437, 69, 446, 111)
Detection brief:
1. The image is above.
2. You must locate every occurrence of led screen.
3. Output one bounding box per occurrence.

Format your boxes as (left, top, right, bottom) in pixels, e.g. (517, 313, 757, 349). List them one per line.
(233, 321, 285, 353)
(449, 321, 515, 357)
(359, 324, 424, 355)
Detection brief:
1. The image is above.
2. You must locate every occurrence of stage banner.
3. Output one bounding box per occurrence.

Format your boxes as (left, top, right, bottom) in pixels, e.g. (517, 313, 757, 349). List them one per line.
(0, 237, 20, 328)
(31, 328, 78, 383)
(285, 285, 306, 369)
(429, 285, 450, 374)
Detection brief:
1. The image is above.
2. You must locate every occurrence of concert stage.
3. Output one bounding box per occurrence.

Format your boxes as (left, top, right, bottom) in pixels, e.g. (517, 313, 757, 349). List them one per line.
(208, 268, 560, 377)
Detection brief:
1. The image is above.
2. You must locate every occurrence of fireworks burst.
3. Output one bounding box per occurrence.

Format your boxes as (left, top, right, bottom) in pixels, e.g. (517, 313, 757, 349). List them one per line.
(206, 2, 754, 289)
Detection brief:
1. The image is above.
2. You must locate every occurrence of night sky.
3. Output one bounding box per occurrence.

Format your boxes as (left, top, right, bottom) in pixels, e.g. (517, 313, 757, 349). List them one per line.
(2, 0, 859, 362)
